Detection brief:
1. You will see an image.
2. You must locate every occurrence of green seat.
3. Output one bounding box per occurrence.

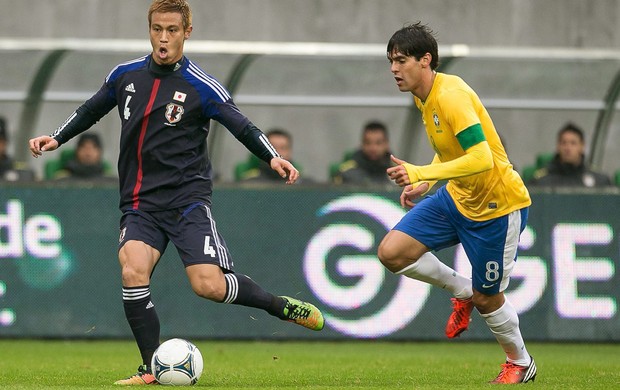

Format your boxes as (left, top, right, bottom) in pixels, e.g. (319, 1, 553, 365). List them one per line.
(521, 165, 537, 183)
(614, 170, 620, 186)
(44, 149, 77, 179)
(234, 155, 262, 181)
(521, 152, 554, 183)
(329, 150, 356, 180)
(535, 153, 554, 169)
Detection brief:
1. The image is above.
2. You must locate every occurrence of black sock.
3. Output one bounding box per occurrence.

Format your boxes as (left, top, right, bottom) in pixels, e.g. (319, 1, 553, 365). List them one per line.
(123, 285, 160, 367)
(223, 273, 287, 319)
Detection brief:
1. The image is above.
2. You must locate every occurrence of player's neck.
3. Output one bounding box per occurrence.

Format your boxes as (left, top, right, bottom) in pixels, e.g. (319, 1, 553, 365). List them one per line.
(149, 55, 185, 75)
(416, 70, 437, 102)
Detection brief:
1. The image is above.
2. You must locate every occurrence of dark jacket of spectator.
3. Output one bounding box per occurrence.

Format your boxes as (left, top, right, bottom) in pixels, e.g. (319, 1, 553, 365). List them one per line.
(334, 150, 392, 185)
(0, 118, 14, 177)
(528, 155, 612, 187)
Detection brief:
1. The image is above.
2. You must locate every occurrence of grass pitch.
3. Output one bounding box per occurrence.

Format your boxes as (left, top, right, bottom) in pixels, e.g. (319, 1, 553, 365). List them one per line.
(0, 340, 618, 389)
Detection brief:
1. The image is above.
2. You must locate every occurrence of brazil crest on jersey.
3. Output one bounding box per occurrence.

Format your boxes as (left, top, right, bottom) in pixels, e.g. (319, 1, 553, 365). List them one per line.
(414, 73, 531, 221)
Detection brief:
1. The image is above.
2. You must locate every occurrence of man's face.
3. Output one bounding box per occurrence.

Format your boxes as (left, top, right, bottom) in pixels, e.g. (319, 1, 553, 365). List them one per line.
(268, 134, 292, 161)
(76, 140, 102, 166)
(149, 12, 192, 65)
(361, 129, 389, 161)
(557, 131, 584, 166)
(388, 50, 427, 93)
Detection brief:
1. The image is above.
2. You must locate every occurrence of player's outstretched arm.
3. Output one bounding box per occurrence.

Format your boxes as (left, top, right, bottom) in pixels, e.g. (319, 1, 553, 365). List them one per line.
(29, 136, 59, 158)
(270, 156, 299, 185)
(388, 142, 493, 186)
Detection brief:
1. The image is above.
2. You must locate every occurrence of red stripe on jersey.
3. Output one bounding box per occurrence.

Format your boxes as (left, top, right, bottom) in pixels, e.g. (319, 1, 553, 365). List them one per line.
(132, 78, 161, 209)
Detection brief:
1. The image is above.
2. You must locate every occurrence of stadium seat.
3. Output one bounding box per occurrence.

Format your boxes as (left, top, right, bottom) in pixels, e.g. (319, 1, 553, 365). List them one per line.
(521, 164, 538, 183)
(44, 149, 77, 180)
(234, 154, 262, 181)
(535, 152, 554, 169)
(521, 152, 555, 183)
(328, 150, 356, 180)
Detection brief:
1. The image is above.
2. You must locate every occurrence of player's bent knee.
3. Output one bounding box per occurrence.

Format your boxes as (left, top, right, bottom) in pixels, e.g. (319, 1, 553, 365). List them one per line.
(120, 265, 150, 286)
(377, 242, 405, 273)
(472, 290, 505, 314)
(191, 281, 225, 302)
(186, 264, 226, 301)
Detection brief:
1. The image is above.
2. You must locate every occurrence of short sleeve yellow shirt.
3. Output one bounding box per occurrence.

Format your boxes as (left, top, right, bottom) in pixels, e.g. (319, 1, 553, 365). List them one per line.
(414, 73, 531, 221)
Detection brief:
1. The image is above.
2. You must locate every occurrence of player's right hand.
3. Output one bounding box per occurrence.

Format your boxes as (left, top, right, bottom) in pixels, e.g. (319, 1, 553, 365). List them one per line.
(400, 182, 429, 209)
(29, 136, 59, 158)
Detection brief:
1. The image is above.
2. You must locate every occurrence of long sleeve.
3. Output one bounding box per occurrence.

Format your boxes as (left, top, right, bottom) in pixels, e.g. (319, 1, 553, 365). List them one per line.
(404, 141, 493, 182)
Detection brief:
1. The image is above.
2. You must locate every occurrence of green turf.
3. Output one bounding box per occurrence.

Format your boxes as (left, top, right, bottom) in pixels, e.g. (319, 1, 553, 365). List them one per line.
(0, 340, 618, 389)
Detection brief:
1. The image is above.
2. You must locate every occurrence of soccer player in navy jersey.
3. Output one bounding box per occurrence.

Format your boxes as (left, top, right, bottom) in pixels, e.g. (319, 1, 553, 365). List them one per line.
(29, 0, 324, 385)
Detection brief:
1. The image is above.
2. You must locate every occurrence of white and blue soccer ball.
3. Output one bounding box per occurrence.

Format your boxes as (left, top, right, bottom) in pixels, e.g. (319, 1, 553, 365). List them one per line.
(151, 338, 204, 386)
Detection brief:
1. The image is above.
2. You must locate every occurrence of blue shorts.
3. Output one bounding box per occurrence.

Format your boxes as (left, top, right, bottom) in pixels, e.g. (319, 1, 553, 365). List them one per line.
(118, 202, 234, 270)
(393, 186, 528, 294)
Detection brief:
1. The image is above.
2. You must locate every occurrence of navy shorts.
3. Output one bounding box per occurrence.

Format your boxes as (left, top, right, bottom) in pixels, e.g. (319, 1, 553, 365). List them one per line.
(393, 186, 528, 294)
(118, 202, 234, 270)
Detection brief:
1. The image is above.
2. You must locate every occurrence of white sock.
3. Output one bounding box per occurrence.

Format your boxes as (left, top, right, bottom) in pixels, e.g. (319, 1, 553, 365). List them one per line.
(396, 252, 472, 299)
(480, 298, 531, 366)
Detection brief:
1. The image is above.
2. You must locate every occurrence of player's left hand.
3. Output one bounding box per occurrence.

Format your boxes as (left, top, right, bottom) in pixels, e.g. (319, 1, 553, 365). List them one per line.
(387, 154, 419, 186)
(270, 156, 299, 184)
(400, 182, 430, 209)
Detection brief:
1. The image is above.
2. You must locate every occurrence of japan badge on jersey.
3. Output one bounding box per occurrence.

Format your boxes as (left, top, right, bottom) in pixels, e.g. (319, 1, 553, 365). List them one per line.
(173, 91, 187, 102)
(165, 103, 184, 124)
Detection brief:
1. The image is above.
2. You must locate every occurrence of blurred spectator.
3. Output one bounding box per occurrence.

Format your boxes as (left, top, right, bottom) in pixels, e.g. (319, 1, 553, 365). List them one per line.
(0, 117, 14, 177)
(237, 129, 309, 184)
(528, 122, 611, 187)
(0, 116, 35, 181)
(332, 120, 392, 186)
(53, 132, 114, 181)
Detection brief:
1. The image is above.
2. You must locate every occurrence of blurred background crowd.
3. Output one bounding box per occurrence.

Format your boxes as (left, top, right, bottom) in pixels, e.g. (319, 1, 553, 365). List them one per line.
(2, 0, 620, 190)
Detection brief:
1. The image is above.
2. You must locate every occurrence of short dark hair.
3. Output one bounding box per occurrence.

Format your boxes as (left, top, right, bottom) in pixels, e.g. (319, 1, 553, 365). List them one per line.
(148, 0, 192, 31)
(266, 128, 292, 144)
(363, 121, 389, 140)
(557, 122, 584, 143)
(387, 22, 439, 70)
(77, 133, 103, 150)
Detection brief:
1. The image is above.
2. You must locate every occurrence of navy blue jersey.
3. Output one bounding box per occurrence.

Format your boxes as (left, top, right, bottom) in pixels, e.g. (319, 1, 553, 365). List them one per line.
(52, 55, 278, 211)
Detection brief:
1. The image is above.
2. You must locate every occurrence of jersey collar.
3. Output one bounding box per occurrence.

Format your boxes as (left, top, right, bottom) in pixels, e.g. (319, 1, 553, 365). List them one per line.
(148, 55, 185, 76)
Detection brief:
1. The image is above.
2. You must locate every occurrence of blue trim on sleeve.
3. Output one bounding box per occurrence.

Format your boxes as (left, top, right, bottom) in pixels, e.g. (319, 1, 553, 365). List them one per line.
(105, 55, 149, 84)
(182, 59, 232, 118)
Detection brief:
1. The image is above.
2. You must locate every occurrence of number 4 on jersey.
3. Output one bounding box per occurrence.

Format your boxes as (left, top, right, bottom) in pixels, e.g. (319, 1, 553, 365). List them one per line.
(203, 235, 216, 257)
(124, 96, 132, 120)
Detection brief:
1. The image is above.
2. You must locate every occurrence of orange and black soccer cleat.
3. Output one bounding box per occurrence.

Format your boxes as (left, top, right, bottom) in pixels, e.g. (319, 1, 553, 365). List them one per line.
(490, 356, 537, 384)
(445, 297, 474, 338)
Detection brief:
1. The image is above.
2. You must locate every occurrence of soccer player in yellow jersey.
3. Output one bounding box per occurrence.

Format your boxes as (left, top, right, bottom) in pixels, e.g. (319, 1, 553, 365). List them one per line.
(378, 23, 536, 384)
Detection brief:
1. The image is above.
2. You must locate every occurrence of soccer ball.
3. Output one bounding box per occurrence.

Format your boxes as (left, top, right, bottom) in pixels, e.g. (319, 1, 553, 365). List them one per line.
(151, 338, 204, 386)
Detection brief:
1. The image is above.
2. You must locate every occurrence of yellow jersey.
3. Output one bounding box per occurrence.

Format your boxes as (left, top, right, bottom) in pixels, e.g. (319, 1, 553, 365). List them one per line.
(414, 73, 531, 221)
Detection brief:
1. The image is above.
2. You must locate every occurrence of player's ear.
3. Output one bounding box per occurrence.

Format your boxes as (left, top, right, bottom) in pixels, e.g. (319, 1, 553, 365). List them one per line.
(184, 25, 193, 39)
(421, 52, 432, 68)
